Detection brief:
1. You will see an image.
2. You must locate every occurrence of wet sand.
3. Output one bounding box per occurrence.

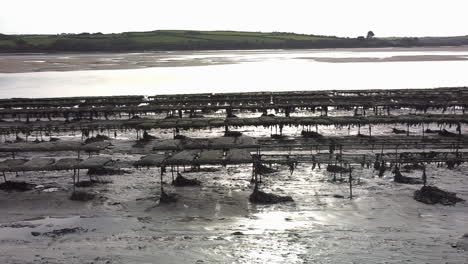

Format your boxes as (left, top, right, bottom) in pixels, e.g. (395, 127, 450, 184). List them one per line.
(301, 55, 468, 63)
(1, 162, 467, 263)
(1, 121, 468, 263)
(2, 46, 468, 73)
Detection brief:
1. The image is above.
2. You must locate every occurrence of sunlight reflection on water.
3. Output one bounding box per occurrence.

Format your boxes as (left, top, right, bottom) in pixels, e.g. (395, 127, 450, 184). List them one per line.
(1, 49, 468, 98)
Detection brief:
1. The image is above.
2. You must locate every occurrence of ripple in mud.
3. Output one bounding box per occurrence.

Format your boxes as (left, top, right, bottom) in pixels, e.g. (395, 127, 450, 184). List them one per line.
(32, 227, 87, 238)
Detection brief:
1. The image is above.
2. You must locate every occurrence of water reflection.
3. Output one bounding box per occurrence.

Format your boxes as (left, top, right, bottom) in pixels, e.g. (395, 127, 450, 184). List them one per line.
(1, 48, 468, 98)
(0, 60, 467, 98)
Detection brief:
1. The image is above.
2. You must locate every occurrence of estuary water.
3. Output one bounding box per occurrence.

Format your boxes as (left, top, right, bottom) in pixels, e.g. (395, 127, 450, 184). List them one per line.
(1, 47, 468, 98)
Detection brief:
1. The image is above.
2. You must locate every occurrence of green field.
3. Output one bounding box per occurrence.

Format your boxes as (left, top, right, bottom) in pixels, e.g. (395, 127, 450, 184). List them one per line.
(1, 30, 467, 52)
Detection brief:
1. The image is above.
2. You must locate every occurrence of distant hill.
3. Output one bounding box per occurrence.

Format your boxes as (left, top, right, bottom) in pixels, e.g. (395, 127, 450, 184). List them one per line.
(1, 30, 468, 52)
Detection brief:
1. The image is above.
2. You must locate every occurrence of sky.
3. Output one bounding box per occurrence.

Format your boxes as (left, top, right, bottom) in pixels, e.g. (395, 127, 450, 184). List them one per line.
(1, 0, 468, 37)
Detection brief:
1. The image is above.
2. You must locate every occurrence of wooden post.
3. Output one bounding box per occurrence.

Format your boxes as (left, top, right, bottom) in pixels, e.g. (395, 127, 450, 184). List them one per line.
(253, 160, 259, 192)
(333, 159, 337, 182)
(171, 166, 174, 182)
(395, 144, 399, 166)
(349, 166, 353, 199)
(251, 163, 255, 182)
(339, 159, 343, 180)
(380, 144, 385, 158)
(72, 169, 76, 193)
(160, 167, 164, 193)
(259, 166, 262, 183)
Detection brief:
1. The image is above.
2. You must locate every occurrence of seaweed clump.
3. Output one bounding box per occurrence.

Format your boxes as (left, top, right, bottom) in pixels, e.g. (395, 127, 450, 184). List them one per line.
(301, 130, 322, 138)
(84, 134, 110, 144)
(224, 131, 242, 137)
(393, 167, 422, 184)
(438, 129, 458, 137)
(159, 190, 178, 203)
(249, 189, 294, 204)
(0, 181, 36, 192)
(172, 173, 201, 186)
(392, 128, 406, 134)
(271, 134, 286, 139)
(174, 134, 188, 140)
(402, 163, 425, 172)
(140, 130, 157, 141)
(75, 178, 112, 187)
(327, 165, 351, 173)
(414, 186, 464, 205)
(70, 191, 95, 201)
(256, 163, 277, 174)
(87, 167, 129, 176)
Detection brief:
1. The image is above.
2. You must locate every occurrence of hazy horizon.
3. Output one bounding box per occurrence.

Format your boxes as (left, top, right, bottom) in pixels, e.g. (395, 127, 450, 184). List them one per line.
(2, 0, 468, 37)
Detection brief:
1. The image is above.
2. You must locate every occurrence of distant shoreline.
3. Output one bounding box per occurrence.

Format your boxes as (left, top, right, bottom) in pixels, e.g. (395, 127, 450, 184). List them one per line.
(1, 30, 468, 54)
(2, 45, 468, 56)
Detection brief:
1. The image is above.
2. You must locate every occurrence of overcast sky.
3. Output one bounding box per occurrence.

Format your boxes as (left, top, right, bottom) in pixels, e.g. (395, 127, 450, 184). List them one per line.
(1, 0, 467, 37)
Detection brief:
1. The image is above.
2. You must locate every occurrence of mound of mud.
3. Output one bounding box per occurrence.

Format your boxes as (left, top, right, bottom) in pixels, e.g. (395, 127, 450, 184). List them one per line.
(0, 181, 36, 192)
(84, 134, 110, 144)
(172, 173, 201, 187)
(160, 190, 178, 203)
(249, 190, 294, 204)
(70, 191, 95, 201)
(414, 186, 464, 205)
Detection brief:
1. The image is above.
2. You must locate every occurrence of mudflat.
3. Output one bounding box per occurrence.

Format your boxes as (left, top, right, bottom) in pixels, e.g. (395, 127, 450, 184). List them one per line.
(1, 46, 468, 73)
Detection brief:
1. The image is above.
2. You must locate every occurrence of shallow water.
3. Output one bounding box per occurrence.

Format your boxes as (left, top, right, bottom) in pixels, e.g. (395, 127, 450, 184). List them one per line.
(1, 47, 468, 98)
